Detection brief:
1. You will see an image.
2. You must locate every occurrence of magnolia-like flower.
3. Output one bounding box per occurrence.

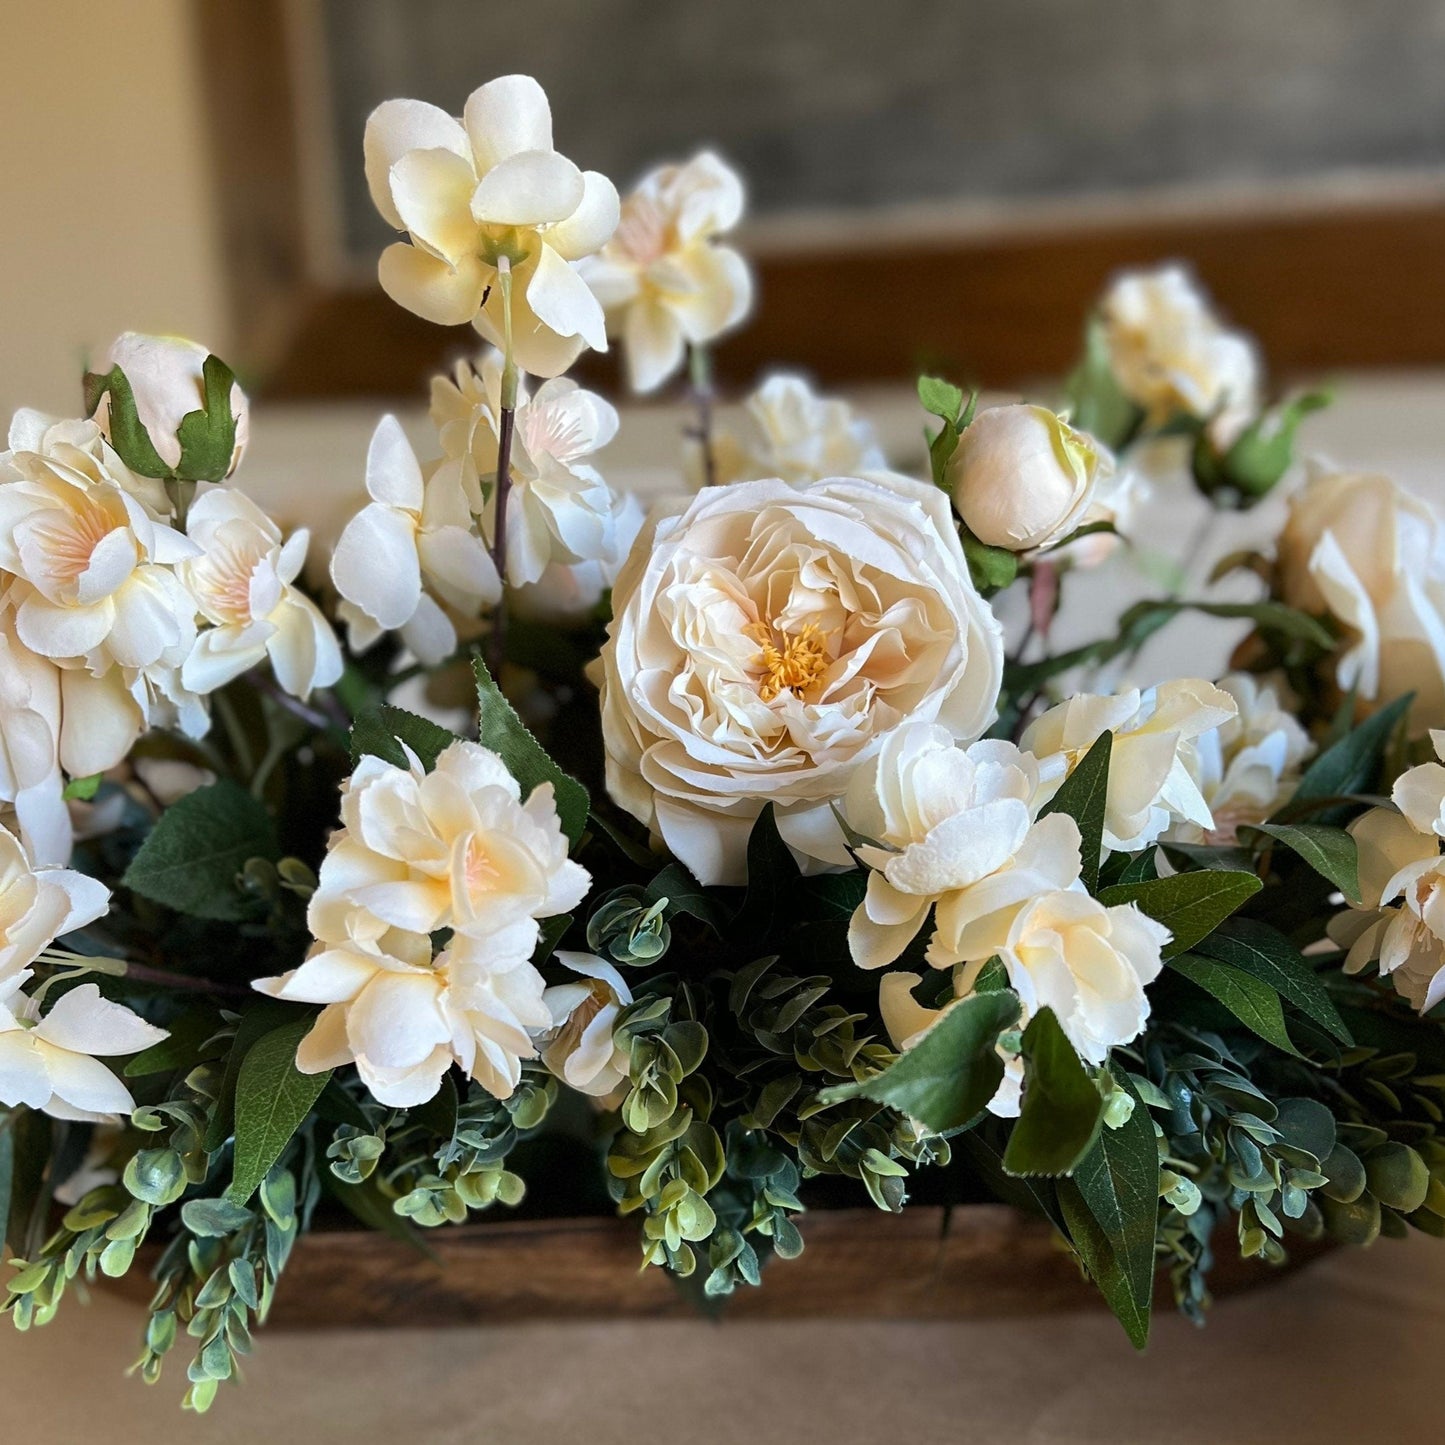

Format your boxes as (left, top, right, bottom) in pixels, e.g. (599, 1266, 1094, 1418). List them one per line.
(842, 724, 1076, 970)
(1024, 680, 1238, 852)
(539, 950, 633, 1097)
(1331, 733, 1445, 1012)
(0, 614, 69, 864)
(0, 981, 166, 1122)
(331, 415, 500, 666)
(254, 915, 551, 1105)
(946, 404, 1113, 552)
(1276, 466, 1445, 729)
(707, 374, 892, 487)
(0, 822, 110, 985)
(179, 489, 342, 699)
(364, 74, 618, 377)
(1170, 673, 1314, 845)
(306, 739, 589, 949)
(581, 151, 752, 392)
(595, 473, 1004, 885)
(94, 333, 249, 477)
(430, 354, 624, 587)
(1098, 265, 1260, 445)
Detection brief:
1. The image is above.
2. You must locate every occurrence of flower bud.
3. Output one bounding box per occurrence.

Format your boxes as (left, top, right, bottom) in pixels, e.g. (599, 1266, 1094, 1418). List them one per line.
(946, 404, 1108, 552)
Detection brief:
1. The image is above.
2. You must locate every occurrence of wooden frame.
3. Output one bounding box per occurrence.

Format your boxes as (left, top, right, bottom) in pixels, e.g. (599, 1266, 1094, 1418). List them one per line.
(198, 3, 1445, 400)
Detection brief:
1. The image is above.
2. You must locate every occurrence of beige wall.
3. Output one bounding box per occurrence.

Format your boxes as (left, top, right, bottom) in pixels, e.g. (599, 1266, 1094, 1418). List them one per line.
(1, 0, 228, 420)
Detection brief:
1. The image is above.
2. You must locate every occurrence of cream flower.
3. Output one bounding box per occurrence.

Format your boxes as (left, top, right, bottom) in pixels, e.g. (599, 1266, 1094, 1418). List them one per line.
(0, 980, 166, 1123)
(539, 950, 633, 1097)
(708, 375, 893, 487)
(0, 614, 69, 864)
(1170, 673, 1314, 845)
(596, 473, 1004, 885)
(0, 822, 110, 986)
(1098, 265, 1260, 445)
(254, 915, 550, 1105)
(581, 151, 752, 392)
(94, 333, 249, 477)
(306, 738, 589, 948)
(842, 724, 1077, 970)
(364, 74, 618, 377)
(430, 354, 623, 587)
(1023, 680, 1238, 853)
(1276, 466, 1445, 729)
(3, 409, 171, 523)
(947, 404, 1112, 552)
(179, 489, 342, 699)
(331, 415, 500, 667)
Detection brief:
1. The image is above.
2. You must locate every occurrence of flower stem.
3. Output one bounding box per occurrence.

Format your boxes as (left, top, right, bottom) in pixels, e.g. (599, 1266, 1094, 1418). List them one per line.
(486, 256, 518, 679)
(688, 343, 717, 487)
(122, 961, 252, 998)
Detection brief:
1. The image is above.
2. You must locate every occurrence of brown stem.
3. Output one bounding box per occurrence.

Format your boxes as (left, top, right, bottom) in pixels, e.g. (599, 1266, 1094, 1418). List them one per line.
(687, 344, 716, 487)
(122, 961, 253, 999)
(247, 669, 343, 733)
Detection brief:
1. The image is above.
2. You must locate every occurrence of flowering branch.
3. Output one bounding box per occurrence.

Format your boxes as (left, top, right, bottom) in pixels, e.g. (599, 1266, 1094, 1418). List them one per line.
(486, 255, 519, 677)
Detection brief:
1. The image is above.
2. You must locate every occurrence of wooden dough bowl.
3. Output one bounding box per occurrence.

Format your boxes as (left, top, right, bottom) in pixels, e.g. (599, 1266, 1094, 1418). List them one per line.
(97, 1206, 1332, 1328)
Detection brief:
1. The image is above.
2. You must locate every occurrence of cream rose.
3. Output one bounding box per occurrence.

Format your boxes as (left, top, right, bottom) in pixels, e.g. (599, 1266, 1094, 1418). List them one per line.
(595, 473, 1004, 885)
(1277, 466, 1445, 729)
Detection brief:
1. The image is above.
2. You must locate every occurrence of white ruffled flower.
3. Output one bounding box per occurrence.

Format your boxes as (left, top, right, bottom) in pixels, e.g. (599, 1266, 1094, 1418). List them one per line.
(1171, 673, 1314, 845)
(364, 74, 618, 377)
(1023, 680, 1238, 853)
(0, 822, 110, 987)
(430, 354, 624, 588)
(581, 151, 752, 392)
(947, 404, 1112, 553)
(1098, 264, 1260, 445)
(1331, 733, 1445, 1012)
(179, 489, 342, 699)
(1277, 466, 1445, 729)
(94, 333, 249, 477)
(331, 415, 500, 667)
(305, 739, 589, 949)
(0, 981, 166, 1123)
(539, 951, 633, 1097)
(0, 613, 70, 864)
(842, 724, 1077, 970)
(595, 473, 1004, 886)
(708, 374, 892, 487)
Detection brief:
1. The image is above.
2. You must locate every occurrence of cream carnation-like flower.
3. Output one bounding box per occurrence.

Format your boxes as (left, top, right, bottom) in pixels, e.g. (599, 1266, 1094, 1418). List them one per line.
(842, 724, 1076, 970)
(595, 473, 1004, 885)
(946, 404, 1112, 553)
(1170, 673, 1314, 845)
(364, 74, 618, 377)
(1098, 264, 1260, 445)
(0, 980, 166, 1123)
(1023, 680, 1238, 853)
(179, 489, 342, 699)
(1277, 466, 1445, 729)
(707, 375, 893, 487)
(0, 822, 110, 986)
(331, 415, 500, 667)
(581, 151, 752, 392)
(539, 950, 633, 1098)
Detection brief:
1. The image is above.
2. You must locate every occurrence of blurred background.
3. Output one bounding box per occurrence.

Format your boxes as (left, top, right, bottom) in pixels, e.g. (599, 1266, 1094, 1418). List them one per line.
(6, 0, 1445, 420)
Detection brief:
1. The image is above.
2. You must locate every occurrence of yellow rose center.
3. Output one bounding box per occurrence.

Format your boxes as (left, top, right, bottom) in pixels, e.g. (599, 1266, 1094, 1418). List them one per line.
(747, 620, 831, 702)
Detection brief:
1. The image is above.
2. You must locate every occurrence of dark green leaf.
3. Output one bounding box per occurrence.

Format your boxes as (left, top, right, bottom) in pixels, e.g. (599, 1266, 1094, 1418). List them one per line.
(124, 1011, 219, 1078)
(818, 988, 1021, 1133)
(311, 1079, 373, 1131)
(1279, 693, 1413, 816)
(1097, 869, 1261, 957)
(1249, 822, 1361, 904)
(83, 364, 173, 477)
(1003, 1009, 1105, 1177)
(473, 658, 589, 846)
(410, 1073, 459, 1140)
(226, 1017, 332, 1204)
(644, 862, 728, 933)
(174, 354, 240, 482)
(349, 705, 456, 771)
(733, 804, 801, 939)
(1039, 731, 1112, 892)
(1167, 953, 1302, 1057)
(122, 778, 278, 921)
(4, 1110, 53, 1256)
(201, 1000, 299, 1153)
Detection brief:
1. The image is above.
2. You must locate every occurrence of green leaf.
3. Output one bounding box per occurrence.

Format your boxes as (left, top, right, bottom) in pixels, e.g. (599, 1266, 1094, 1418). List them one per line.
(1194, 918, 1351, 1045)
(1167, 953, 1302, 1056)
(1279, 693, 1413, 816)
(961, 529, 1019, 593)
(1002, 1009, 1105, 1177)
(473, 658, 589, 846)
(1247, 821, 1361, 906)
(83, 364, 173, 477)
(226, 1017, 332, 1204)
(122, 778, 278, 921)
(349, 705, 457, 771)
(410, 1072, 458, 1140)
(4, 1110, 52, 1256)
(1038, 730, 1112, 892)
(123, 1011, 219, 1078)
(818, 988, 1021, 1133)
(201, 1000, 299, 1153)
(733, 804, 801, 939)
(1097, 868, 1261, 957)
(61, 773, 102, 802)
(644, 862, 728, 933)
(180, 1197, 255, 1238)
(1058, 1074, 1158, 1349)
(174, 354, 240, 482)
(917, 374, 966, 424)
(1064, 317, 1143, 451)
(1175, 600, 1334, 650)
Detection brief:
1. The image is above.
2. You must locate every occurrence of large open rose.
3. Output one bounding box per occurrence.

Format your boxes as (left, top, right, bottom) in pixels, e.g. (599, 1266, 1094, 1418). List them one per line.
(594, 474, 1003, 885)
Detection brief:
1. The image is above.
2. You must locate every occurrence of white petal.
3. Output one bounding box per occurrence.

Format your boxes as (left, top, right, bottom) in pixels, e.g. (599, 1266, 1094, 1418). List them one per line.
(331, 504, 421, 631)
(296, 1004, 355, 1073)
(39, 1046, 136, 1116)
(378, 243, 488, 327)
(525, 245, 609, 352)
(0, 1032, 52, 1110)
(35, 984, 167, 1056)
(58, 670, 139, 778)
(364, 99, 471, 231)
(366, 414, 425, 510)
(389, 148, 480, 263)
(470, 150, 584, 227)
(623, 298, 685, 393)
(546, 172, 620, 260)
(463, 75, 553, 173)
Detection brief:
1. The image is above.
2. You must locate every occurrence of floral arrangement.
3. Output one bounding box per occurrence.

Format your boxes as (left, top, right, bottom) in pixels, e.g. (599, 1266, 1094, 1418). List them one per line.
(5, 72, 1445, 1410)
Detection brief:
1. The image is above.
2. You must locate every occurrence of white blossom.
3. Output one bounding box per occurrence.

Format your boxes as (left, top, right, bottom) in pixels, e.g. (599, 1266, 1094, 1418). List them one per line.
(539, 951, 633, 1097)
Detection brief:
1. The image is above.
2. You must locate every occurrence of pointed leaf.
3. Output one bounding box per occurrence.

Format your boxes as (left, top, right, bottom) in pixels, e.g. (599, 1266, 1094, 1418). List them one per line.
(1003, 1008, 1105, 1177)
(1167, 953, 1302, 1057)
(349, 705, 457, 771)
(1248, 822, 1361, 906)
(1097, 869, 1261, 957)
(1039, 730, 1112, 892)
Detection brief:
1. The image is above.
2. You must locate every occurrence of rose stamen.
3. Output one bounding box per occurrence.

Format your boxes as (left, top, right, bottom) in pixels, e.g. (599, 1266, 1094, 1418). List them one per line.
(747, 619, 832, 702)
